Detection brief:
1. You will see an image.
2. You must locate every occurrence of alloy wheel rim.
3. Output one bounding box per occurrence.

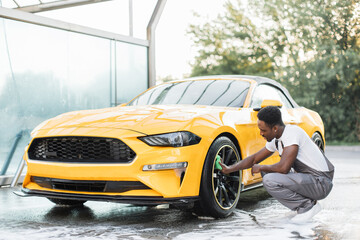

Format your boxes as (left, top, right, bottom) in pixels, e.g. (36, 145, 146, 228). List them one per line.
(212, 145, 241, 210)
(312, 134, 324, 151)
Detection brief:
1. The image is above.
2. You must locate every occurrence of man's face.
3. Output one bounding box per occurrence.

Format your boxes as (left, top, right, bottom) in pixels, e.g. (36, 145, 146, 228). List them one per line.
(257, 120, 276, 142)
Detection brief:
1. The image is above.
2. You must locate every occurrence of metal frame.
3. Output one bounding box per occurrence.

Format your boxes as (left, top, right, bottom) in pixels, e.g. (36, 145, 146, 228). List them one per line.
(0, 6, 148, 46)
(128, 0, 133, 37)
(0, 0, 167, 186)
(147, 0, 167, 87)
(15, 0, 113, 13)
(0, 0, 167, 87)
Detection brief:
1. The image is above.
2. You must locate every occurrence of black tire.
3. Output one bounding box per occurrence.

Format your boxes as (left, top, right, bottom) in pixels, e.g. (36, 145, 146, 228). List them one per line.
(312, 132, 324, 151)
(196, 136, 242, 218)
(47, 198, 86, 206)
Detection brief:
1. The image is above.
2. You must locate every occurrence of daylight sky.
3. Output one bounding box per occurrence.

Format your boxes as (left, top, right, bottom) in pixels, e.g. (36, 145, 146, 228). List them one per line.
(155, 0, 225, 80)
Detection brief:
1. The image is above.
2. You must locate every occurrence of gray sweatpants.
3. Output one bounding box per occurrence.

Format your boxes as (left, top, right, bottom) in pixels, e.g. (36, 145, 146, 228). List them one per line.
(262, 172, 333, 213)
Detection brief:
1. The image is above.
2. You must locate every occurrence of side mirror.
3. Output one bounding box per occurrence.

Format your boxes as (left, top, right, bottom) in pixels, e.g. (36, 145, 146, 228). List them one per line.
(261, 99, 282, 108)
(254, 99, 282, 111)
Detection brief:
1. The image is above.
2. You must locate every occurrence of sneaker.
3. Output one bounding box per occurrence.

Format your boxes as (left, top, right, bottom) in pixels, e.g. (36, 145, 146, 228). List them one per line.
(284, 210, 297, 219)
(290, 202, 321, 224)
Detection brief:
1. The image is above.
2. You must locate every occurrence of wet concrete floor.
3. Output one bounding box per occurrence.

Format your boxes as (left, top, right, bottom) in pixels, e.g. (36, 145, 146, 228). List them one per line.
(0, 146, 359, 240)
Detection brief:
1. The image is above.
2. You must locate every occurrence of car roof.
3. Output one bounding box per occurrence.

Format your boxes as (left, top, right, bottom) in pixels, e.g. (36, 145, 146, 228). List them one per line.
(181, 75, 299, 108)
(184, 74, 279, 86)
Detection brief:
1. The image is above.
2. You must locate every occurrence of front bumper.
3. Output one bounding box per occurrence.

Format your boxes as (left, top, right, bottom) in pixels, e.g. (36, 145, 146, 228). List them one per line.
(19, 188, 198, 206)
(23, 128, 209, 199)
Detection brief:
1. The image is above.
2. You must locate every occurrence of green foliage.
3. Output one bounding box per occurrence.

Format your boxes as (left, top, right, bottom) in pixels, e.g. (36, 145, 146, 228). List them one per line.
(188, 0, 360, 142)
(188, 1, 275, 78)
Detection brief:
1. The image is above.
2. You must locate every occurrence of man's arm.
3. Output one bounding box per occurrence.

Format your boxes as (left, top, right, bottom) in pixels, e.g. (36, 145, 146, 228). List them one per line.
(219, 147, 273, 174)
(251, 144, 298, 175)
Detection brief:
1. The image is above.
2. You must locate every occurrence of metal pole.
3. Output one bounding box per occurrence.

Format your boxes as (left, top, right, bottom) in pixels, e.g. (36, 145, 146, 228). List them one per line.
(114, 41, 118, 105)
(0, 131, 23, 175)
(16, 0, 113, 13)
(147, 0, 167, 88)
(129, 0, 133, 37)
(10, 157, 25, 187)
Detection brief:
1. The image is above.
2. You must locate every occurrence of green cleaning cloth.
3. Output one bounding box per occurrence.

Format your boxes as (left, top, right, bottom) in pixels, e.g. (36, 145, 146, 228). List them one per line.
(215, 155, 222, 170)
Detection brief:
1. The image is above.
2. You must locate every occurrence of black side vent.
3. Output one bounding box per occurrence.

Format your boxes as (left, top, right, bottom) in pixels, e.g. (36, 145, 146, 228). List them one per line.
(32, 177, 150, 193)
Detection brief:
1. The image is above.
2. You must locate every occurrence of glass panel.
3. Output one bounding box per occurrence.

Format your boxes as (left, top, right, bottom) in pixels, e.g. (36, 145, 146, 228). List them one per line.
(67, 32, 111, 109)
(116, 41, 148, 104)
(157, 82, 193, 105)
(0, 18, 111, 175)
(133, 84, 168, 106)
(0, 15, 149, 178)
(38, 1, 130, 36)
(250, 84, 293, 109)
(196, 80, 250, 107)
(128, 80, 250, 107)
(277, 90, 294, 108)
(177, 81, 215, 105)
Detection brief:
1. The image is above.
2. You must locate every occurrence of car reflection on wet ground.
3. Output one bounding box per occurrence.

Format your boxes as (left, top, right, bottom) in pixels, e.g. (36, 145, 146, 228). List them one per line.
(0, 146, 359, 240)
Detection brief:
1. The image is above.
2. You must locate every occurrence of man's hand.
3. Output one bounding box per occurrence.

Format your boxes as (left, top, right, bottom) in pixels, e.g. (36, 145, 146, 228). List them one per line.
(219, 147, 273, 175)
(219, 161, 232, 174)
(251, 164, 261, 176)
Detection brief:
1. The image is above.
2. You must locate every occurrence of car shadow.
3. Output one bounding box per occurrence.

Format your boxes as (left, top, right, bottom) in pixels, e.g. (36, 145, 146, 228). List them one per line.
(237, 186, 271, 211)
(41, 187, 271, 224)
(43, 205, 96, 221)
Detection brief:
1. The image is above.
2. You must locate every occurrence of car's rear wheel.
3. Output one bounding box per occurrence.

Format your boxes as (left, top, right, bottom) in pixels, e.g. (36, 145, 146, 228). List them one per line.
(47, 198, 86, 206)
(312, 132, 324, 151)
(195, 136, 242, 218)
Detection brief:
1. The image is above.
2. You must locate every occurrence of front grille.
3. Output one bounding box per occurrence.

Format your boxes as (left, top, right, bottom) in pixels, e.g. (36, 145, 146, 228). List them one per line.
(28, 137, 136, 163)
(32, 177, 150, 193)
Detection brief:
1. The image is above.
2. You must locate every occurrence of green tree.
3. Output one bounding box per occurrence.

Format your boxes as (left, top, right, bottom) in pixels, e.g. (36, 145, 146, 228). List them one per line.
(253, 0, 360, 142)
(188, 2, 274, 78)
(189, 0, 360, 142)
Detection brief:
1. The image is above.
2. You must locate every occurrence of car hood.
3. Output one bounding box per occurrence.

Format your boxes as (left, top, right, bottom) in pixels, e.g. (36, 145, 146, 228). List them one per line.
(35, 105, 227, 135)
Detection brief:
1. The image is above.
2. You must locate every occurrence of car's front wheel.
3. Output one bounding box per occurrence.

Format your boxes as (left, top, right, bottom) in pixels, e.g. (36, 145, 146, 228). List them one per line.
(196, 136, 242, 218)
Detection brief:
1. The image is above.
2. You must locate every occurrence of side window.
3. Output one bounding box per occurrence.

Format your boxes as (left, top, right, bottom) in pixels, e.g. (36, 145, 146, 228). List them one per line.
(277, 90, 293, 108)
(250, 84, 293, 109)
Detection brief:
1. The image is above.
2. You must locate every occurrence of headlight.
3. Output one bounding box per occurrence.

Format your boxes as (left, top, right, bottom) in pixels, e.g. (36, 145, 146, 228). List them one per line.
(138, 131, 201, 147)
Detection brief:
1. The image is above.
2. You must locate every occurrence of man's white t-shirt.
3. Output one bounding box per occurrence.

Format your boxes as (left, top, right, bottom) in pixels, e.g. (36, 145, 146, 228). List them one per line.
(265, 125, 334, 178)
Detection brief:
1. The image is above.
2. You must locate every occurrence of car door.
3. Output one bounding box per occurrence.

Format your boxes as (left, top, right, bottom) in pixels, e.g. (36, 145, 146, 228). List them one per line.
(247, 84, 301, 182)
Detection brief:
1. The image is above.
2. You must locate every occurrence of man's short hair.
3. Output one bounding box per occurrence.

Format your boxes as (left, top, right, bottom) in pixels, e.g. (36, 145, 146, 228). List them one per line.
(257, 106, 284, 128)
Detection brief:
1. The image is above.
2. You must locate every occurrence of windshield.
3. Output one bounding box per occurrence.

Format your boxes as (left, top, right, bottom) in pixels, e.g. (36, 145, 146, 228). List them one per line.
(128, 80, 250, 108)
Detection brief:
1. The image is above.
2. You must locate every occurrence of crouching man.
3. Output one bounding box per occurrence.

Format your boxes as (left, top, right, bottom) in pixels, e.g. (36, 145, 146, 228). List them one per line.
(220, 106, 334, 223)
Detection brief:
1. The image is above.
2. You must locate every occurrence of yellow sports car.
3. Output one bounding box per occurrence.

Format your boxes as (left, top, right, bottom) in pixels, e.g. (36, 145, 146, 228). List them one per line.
(20, 75, 325, 218)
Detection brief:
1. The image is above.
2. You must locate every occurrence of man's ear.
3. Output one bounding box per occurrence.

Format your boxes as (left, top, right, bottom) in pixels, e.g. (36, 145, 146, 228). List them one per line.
(273, 125, 278, 133)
